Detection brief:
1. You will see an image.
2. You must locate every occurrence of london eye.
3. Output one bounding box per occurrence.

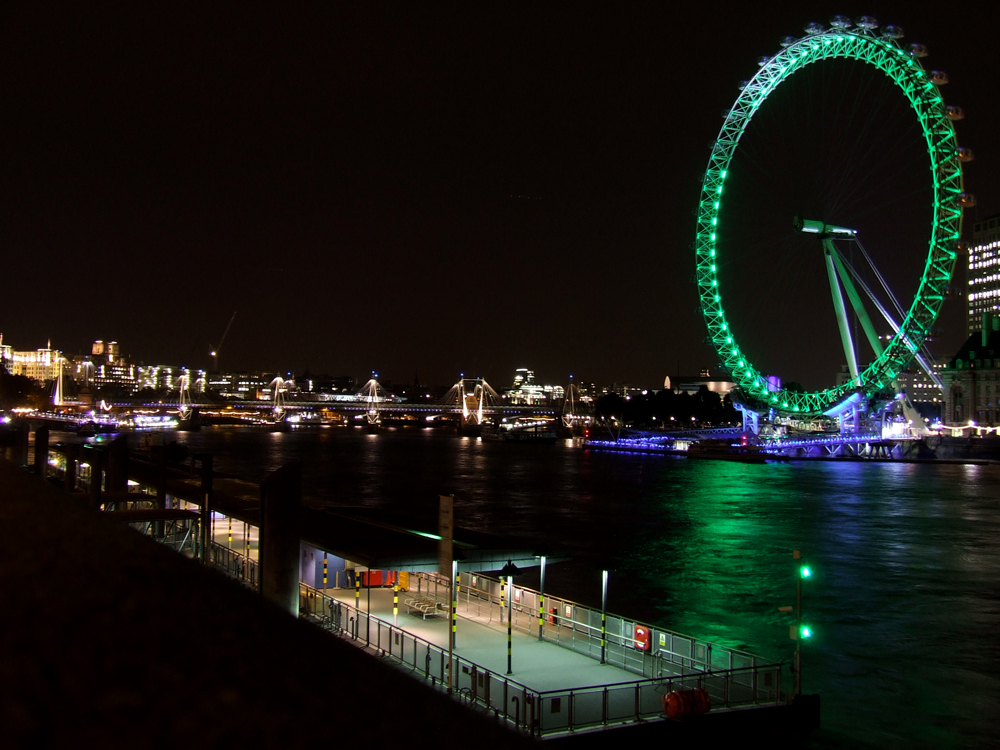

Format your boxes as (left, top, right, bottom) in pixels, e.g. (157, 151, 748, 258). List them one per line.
(695, 15, 972, 422)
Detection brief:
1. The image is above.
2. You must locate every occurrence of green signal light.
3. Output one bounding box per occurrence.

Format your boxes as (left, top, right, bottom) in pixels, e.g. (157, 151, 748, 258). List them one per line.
(800, 625, 812, 639)
(800, 566, 812, 579)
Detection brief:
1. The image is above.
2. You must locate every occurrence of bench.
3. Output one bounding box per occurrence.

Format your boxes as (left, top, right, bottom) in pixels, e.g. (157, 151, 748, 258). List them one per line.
(405, 597, 448, 619)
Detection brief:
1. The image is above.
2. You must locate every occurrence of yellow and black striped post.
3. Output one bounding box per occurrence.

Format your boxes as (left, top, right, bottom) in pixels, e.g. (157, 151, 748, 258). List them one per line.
(227, 516, 232, 547)
(244, 521, 250, 560)
(323, 553, 328, 589)
(355, 570, 361, 609)
(393, 583, 399, 625)
(500, 578, 505, 623)
(451, 561, 458, 649)
(506, 575, 513, 675)
(538, 555, 547, 641)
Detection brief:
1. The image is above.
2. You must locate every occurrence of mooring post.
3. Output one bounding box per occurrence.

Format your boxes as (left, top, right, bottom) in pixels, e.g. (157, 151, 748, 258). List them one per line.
(259, 461, 302, 616)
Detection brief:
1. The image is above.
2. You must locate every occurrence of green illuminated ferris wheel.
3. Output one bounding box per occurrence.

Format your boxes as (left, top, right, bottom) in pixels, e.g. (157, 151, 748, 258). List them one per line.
(695, 15, 972, 417)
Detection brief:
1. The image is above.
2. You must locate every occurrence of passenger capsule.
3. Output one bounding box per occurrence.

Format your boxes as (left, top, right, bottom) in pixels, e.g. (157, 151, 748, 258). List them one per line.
(882, 25, 904, 39)
(758, 55, 772, 66)
(957, 146, 975, 162)
(829, 15, 852, 28)
(930, 70, 949, 85)
(780, 36, 797, 47)
(909, 43, 928, 57)
(804, 21, 825, 35)
(855, 16, 879, 30)
(946, 106, 964, 121)
(739, 80, 750, 89)
(960, 193, 976, 208)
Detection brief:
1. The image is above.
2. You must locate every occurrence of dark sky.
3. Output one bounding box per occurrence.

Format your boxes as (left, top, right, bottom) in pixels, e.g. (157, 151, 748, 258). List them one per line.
(2, 2, 997, 389)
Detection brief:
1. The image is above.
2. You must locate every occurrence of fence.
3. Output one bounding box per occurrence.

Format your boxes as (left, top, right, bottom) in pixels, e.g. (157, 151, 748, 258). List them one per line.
(432, 571, 779, 684)
(296, 580, 782, 738)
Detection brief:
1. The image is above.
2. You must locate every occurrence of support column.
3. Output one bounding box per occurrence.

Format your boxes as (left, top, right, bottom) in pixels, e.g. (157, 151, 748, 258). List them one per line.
(106, 436, 129, 505)
(259, 461, 301, 617)
(33, 426, 49, 477)
(199, 454, 213, 564)
(64, 443, 78, 493)
(84, 445, 104, 508)
(824, 243, 859, 381)
(154, 447, 167, 539)
(15, 420, 29, 467)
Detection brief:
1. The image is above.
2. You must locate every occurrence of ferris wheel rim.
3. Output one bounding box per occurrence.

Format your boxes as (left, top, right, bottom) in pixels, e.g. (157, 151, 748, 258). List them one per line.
(695, 25, 966, 416)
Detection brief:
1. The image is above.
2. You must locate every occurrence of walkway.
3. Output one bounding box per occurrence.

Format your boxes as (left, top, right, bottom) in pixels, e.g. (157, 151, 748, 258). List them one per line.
(325, 586, 636, 692)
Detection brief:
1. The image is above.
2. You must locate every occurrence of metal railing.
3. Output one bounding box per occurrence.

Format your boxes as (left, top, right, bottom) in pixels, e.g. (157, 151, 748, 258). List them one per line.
(433, 571, 780, 683)
(295, 580, 782, 738)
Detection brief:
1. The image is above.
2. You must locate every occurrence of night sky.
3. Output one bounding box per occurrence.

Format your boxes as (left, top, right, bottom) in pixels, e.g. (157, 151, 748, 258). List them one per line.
(2, 2, 998, 389)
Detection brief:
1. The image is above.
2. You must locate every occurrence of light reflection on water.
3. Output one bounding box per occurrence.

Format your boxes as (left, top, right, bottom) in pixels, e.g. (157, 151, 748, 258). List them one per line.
(162, 427, 998, 749)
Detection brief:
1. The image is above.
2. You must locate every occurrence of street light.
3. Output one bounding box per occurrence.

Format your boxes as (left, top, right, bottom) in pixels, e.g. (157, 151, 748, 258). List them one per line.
(499, 561, 520, 675)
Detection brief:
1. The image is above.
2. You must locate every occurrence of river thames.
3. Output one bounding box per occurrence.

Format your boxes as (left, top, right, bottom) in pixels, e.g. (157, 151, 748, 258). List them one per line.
(156, 426, 997, 749)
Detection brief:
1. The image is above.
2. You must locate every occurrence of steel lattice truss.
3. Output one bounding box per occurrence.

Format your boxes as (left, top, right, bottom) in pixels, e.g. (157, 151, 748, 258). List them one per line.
(695, 23, 967, 416)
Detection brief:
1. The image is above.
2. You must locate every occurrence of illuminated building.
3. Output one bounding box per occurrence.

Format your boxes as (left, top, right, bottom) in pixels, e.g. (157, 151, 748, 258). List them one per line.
(505, 368, 565, 405)
(207, 372, 270, 399)
(942, 314, 1000, 425)
(3, 338, 67, 384)
(967, 213, 1000, 334)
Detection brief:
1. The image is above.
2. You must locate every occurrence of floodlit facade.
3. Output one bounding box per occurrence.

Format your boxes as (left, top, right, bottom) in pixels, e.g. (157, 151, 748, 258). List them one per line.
(968, 213, 1000, 334)
(942, 315, 1000, 425)
(2, 339, 67, 384)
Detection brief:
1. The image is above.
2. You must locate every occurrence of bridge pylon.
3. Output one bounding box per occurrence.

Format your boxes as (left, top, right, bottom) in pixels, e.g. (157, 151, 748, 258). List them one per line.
(359, 375, 387, 427)
(443, 376, 500, 433)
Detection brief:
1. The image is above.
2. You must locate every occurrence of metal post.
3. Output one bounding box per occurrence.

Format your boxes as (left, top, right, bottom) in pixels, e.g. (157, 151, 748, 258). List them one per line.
(355, 569, 361, 610)
(366, 571, 371, 644)
(600, 569, 608, 665)
(393, 583, 399, 626)
(323, 553, 328, 590)
(538, 556, 546, 641)
(452, 559, 458, 649)
(448, 561, 455, 694)
(793, 549, 802, 696)
(506, 575, 513, 675)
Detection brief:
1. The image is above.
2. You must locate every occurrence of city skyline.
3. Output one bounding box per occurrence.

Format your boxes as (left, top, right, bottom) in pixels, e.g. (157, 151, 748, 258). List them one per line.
(2, 4, 997, 388)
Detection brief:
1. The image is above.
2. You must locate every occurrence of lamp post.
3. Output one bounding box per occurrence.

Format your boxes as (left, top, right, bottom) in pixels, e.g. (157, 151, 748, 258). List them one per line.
(538, 556, 547, 642)
(600, 569, 609, 665)
(500, 561, 520, 675)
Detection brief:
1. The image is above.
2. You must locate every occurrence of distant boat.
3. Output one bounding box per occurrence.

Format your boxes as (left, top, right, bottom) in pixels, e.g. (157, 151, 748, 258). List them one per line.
(482, 421, 558, 444)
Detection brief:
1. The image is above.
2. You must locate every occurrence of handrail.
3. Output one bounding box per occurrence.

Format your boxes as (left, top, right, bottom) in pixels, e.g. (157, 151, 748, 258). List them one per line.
(294, 580, 782, 737)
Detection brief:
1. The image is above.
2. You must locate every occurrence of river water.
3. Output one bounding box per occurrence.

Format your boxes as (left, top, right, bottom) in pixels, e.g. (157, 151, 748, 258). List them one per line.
(157, 426, 997, 749)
